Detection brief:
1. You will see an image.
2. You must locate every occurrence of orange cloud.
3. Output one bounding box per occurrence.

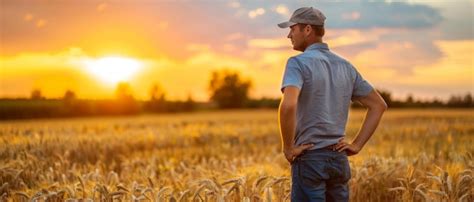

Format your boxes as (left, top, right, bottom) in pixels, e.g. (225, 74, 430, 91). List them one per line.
(1, 38, 472, 101)
(97, 3, 108, 12)
(247, 38, 290, 49)
(399, 40, 473, 87)
(225, 33, 245, 41)
(36, 19, 47, 28)
(0, 42, 296, 101)
(0, 49, 98, 98)
(348, 40, 473, 99)
(23, 13, 33, 22)
(325, 28, 390, 48)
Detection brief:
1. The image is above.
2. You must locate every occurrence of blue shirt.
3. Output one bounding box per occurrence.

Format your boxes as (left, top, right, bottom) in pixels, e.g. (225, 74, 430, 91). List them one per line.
(281, 43, 373, 150)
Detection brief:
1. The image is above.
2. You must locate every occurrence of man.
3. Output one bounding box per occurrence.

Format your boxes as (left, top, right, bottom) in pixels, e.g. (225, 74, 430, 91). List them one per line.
(277, 7, 387, 201)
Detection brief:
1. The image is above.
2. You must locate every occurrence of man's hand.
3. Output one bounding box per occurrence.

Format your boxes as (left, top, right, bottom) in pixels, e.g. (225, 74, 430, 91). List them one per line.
(334, 139, 361, 156)
(283, 144, 313, 163)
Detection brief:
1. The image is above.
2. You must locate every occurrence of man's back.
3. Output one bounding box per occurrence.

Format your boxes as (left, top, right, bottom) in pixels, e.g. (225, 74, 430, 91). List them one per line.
(278, 7, 386, 202)
(281, 43, 373, 150)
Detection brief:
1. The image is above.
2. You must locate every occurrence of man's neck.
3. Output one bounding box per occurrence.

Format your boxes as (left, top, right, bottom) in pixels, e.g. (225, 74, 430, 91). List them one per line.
(303, 39, 324, 51)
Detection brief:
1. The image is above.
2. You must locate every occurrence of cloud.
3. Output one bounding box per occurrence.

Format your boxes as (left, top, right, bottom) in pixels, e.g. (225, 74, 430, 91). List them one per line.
(248, 8, 265, 19)
(186, 44, 211, 52)
(222, 44, 236, 52)
(36, 19, 47, 28)
(158, 21, 168, 30)
(247, 38, 289, 49)
(326, 29, 387, 49)
(97, 3, 108, 12)
(225, 32, 245, 41)
(370, 40, 474, 99)
(315, 0, 443, 29)
(274, 4, 290, 17)
(398, 40, 473, 87)
(430, 1, 474, 40)
(23, 13, 33, 22)
(0, 49, 97, 98)
(352, 40, 442, 75)
(0, 45, 292, 100)
(1, 0, 472, 100)
(228, 1, 240, 9)
(233, 0, 444, 29)
(247, 28, 386, 51)
(319, 27, 444, 76)
(341, 11, 361, 21)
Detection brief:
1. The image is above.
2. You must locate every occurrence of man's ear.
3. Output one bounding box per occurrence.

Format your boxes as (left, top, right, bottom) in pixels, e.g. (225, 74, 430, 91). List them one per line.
(304, 24, 312, 37)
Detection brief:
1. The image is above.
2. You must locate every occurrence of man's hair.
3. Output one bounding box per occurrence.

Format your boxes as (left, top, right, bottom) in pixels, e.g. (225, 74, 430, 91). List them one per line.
(297, 24, 325, 37)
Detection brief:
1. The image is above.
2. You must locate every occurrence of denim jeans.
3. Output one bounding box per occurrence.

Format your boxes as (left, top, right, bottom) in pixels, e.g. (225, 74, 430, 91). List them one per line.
(291, 148, 351, 202)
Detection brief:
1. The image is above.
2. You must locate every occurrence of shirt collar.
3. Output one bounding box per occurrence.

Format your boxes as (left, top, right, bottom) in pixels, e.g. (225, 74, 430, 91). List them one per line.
(305, 43, 329, 51)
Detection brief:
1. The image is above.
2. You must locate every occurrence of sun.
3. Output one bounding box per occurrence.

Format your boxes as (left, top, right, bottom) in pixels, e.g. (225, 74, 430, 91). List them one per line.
(83, 56, 142, 84)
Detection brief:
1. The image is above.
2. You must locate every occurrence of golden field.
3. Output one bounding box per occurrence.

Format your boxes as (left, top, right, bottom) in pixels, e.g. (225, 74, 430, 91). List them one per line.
(0, 109, 472, 202)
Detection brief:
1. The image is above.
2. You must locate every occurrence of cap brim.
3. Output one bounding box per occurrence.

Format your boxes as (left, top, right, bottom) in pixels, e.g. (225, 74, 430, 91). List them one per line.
(277, 21, 297, 28)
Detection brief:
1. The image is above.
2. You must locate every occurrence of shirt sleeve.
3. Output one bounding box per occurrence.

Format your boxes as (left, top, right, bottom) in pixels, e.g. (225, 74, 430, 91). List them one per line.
(281, 57, 304, 93)
(352, 68, 373, 98)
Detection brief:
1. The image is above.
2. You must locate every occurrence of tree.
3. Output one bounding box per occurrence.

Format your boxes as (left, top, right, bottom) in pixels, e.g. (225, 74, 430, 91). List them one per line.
(114, 82, 138, 114)
(209, 70, 252, 109)
(406, 94, 414, 104)
(448, 92, 473, 108)
(63, 90, 77, 110)
(462, 92, 473, 107)
(115, 82, 134, 101)
(63, 90, 76, 101)
(448, 94, 463, 107)
(30, 89, 44, 100)
(184, 93, 196, 111)
(150, 83, 166, 102)
(148, 83, 167, 112)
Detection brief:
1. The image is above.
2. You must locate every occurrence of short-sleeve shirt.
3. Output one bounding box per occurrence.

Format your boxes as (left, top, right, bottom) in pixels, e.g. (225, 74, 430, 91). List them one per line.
(281, 43, 373, 150)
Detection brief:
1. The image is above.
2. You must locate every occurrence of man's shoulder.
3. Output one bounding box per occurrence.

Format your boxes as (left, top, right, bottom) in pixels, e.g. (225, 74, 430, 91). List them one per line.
(285, 53, 309, 68)
(290, 51, 319, 64)
(314, 49, 355, 68)
(328, 51, 351, 64)
(287, 49, 355, 70)
(292, 49, 349, 64)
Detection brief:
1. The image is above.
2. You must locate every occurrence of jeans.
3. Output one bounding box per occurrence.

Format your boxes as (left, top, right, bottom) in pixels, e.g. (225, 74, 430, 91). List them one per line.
(291, 148, 351, 202)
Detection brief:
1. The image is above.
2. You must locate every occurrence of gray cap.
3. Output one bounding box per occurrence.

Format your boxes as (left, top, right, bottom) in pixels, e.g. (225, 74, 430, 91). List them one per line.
(278, 7, 326, 28)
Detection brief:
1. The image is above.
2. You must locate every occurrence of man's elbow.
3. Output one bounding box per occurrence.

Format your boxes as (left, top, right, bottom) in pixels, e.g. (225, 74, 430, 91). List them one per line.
(376, 99, 388, 112)
(381, 101, 388, 111)
(279, 101, 297, 113)
(365, 98, 388, 112)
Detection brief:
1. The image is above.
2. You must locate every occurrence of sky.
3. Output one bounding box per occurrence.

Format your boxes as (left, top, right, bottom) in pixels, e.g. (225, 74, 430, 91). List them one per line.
(0, 0, 473, 101)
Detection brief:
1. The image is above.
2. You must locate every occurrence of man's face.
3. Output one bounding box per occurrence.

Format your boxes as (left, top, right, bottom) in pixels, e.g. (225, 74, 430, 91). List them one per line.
(287, 24, 305, 52)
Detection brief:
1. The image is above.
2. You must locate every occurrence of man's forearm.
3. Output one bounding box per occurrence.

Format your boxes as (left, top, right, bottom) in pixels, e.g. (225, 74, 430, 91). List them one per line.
(278, 104, 297, 150)
(352, 107, 385, 149)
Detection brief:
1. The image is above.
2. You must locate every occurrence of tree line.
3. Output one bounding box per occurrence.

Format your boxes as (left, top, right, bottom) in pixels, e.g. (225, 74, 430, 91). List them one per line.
(0, 70, 472, 120)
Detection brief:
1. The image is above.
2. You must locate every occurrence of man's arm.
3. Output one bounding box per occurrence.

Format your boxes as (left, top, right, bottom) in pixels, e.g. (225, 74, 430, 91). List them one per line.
(279, 86, 313, 163)
(335, 89, 388, 155)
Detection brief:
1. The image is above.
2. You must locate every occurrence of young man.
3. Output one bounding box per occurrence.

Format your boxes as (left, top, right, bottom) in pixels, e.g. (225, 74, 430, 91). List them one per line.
(277, 7, 387, 201)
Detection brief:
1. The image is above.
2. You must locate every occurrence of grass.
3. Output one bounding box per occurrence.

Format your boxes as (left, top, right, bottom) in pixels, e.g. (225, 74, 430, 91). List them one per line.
(0, 109, 472, 201)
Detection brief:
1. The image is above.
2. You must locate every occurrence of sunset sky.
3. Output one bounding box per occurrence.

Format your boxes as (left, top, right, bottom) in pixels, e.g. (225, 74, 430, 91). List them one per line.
(1, 0, 473, 101)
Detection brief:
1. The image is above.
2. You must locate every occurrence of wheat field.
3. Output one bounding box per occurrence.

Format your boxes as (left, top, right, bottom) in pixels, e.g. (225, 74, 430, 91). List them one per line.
(0, 109, 472, 201)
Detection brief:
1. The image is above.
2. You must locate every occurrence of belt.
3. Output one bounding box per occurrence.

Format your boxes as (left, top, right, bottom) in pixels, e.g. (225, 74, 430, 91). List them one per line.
(296, 143, 340, 160)
(302, 144, 338, 153)
(321, 144, 338, 150)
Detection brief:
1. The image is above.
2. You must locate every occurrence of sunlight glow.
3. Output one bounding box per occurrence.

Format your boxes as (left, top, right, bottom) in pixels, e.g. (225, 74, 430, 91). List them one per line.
(83, 56, 142, 84)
